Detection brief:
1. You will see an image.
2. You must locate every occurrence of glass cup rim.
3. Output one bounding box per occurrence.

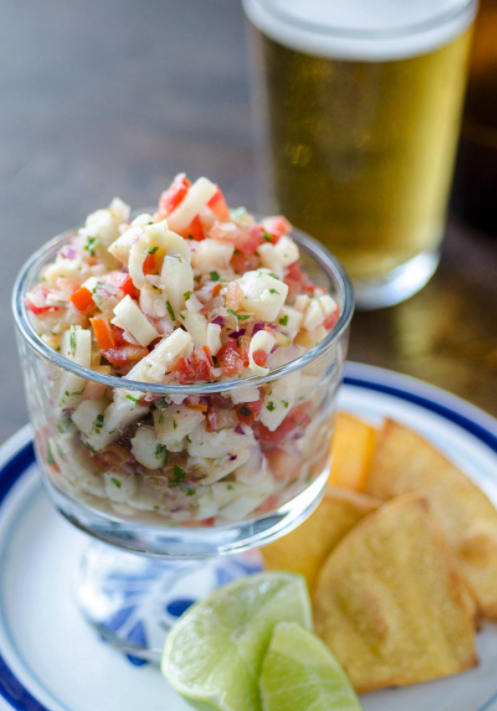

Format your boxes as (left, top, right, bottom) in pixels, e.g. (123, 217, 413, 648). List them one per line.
(243, 0, 477, 42)
(12, 217, 355, 395)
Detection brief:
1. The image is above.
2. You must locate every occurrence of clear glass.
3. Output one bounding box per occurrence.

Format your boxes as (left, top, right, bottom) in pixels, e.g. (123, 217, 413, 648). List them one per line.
(244, 0, 476, 308)
(13, 222, 354, 559)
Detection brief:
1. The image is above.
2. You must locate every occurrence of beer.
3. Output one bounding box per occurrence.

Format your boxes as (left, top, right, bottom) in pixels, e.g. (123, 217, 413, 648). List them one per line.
(454, 0, 497, 234)
(244, 0, 476, 307)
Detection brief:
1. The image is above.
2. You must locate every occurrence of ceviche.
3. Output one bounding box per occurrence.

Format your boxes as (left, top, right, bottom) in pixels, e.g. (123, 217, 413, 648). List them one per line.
(24, 175, 341, 527)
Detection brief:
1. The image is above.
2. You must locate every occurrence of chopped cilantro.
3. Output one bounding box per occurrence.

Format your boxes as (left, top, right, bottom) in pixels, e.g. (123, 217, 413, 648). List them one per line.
(173, 420, 178, 430)
(269, 288, 279, 295)
(279, 315, 289, 326)
(282, 400, 289, 408)
(126, 394, 139, 403)
(238, 405, 252, 417)
(185, 434, 192, 444)
(227, 484, 235, 491)
(237, 314, 250, 321)
(263, 233, 273, 242)
(158, 399, 170, 408)
(210, 270, 220, 282)
(227, 308, 238, 319)
(111, 477, 122, 489)
(216, 426, 225, 433)
(95, 414, 104, 430)
(269, 272, 280, 280)
(84, 237, 99, 257)
(183, 290, 193, 301)
(172, 465, 186, 483)
(166, 300, 176, 322)
(158, 414, 165, 424)
(69, 323, 77, 355)
(155, 444, 164, 458)
(148, 245, 159, 255)
(267, 402, 277, 411)
(186, 489, 196, 496)
(85, 442, 96, 452)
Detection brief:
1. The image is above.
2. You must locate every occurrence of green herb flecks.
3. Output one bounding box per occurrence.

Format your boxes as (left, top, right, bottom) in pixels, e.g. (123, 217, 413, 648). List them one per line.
(148, 245, 159, 255)
(111, 477, 122, 489)
(126, 394, 140, 403)
(183, 290, 192, 301)
(210, 271, 221, 282)
(84, 237, 100, 257)
(167, 300, 176, 322)
(267, 401, 277, 412)
(69, 323, 77, 356)
(172, 465, 186, 484)
(279, 315, 289, 326)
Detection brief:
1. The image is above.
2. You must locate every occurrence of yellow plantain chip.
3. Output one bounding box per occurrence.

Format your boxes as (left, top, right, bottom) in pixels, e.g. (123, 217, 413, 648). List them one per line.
(314, 494, 478, 693)
(262, 488, 379, 592)
(328, 412, 377, 492)
(366, 419, 497, 620)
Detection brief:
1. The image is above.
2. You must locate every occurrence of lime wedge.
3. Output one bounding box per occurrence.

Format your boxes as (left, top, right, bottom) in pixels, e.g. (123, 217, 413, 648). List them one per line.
(162, 572, 312, 711)
(260, 622, 363, 711)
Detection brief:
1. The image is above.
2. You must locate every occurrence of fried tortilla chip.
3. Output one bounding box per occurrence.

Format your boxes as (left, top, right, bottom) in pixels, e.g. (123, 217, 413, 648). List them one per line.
(314, 494, 478, 693)
(366, 419, 497, 619)
(262, 488, 379, 592)
(328, 412, 377, 492)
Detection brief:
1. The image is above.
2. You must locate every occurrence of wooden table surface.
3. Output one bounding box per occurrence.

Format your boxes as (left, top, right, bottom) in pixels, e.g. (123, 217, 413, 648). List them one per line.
(1, 0, 496, 445)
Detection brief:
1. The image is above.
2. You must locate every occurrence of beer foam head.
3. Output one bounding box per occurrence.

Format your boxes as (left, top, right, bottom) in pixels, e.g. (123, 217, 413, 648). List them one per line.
(243, 0, 476, 61)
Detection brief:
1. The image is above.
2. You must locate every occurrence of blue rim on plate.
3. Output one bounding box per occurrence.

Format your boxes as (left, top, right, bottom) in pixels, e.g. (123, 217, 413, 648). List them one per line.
(0, 362, 497, 711)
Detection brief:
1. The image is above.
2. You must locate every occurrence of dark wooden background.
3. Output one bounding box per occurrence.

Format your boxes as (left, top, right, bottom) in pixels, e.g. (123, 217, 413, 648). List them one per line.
(1, 0, 496, 444)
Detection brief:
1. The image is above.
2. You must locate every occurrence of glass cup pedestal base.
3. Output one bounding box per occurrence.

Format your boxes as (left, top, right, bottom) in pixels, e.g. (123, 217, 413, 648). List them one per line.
(352, 249, 440, 310)
(75, 543, 264, 663)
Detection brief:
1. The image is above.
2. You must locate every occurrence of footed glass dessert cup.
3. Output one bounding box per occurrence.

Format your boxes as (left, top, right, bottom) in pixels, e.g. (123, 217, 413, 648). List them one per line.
(12, 223, 353, 661)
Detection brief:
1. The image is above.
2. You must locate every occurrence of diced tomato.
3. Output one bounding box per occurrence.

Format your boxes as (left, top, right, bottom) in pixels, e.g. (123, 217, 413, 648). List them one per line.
(191, 349, 215, 382)
(172, 356, 196, 384)
(236, 399, 261, 426)
(184, 215, 205, 241)
(261, 216, 292, 242)
(101, 344, 148, 365)
(205, 407, 221, 433)
(142, 253, 157, 275)
(91, 317, 116, 350)
(113, 273, 139, 299)
(112, 326, 126, 347)
(230, 251, 259, 274)
(157, 174, 191, 220)
(70, 286, 94, 313)
(254, 403, 311, 446)
(226, 281, 243, 311)
(208, 188, 230, 221)
(25, 285, 59, 315)
(284, 260, 317, 296)
(323, 310, 339, 330)
(217, 341, 241, 377)
(25, 298, 58, 315)
(252, 350, 267, 367)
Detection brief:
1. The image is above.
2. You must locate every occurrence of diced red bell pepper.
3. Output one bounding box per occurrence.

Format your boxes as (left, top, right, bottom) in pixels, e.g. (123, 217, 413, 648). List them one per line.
(70, 286, 95, 313)
(90, 317, 116, 350)
(254, 403, 311, 445)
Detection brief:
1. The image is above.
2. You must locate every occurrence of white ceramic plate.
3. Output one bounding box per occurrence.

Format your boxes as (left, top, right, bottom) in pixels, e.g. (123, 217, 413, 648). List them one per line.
(0, 362, 497, 711)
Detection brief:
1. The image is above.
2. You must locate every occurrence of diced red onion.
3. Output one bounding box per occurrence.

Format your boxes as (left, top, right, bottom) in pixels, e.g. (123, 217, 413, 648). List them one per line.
(211, 316, 224, 327)
(234, 425, 245, 435)
(228, 329, 246, 339)
(253, 322, 266, 334)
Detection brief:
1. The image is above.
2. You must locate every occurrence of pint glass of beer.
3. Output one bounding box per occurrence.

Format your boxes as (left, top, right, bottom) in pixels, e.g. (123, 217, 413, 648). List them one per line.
(243, 0, 476, 308)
